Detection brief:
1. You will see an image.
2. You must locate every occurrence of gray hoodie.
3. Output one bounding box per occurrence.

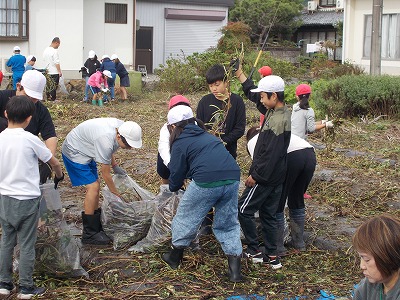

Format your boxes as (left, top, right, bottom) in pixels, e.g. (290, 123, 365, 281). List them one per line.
(291, 102, 316, 139)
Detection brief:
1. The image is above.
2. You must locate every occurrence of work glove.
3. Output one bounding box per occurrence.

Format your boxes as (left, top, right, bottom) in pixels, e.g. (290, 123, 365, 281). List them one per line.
(113, 165, 127, 176)
(102, 88, 109, 93)
(325, 120, 334, 128)
(321, 119, 327, 125)
(229, 58, 240, 74)
(54, 172, 64, 189)
(39, 161, 52, 184)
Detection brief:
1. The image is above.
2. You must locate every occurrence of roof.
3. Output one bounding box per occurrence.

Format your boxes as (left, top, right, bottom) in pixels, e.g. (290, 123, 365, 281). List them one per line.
(139, 0, 235, 7)
(299, 11, 343, 26)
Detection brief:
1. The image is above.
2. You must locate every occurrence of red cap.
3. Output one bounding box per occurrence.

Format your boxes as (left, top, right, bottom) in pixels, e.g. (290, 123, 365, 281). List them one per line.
(0, 70, 3, 85)
(295, 84, 312, 96)
(168, 95, 190, 110)
(258, 66, 272, 77)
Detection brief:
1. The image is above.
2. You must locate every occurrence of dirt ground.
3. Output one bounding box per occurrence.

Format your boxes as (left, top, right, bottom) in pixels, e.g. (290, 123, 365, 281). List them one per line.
(4, 85, 400, 299)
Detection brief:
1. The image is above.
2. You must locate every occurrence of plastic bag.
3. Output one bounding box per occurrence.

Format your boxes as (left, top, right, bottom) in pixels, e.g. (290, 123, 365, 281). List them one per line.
(14, 183, 88, 278)
(128, 185, 183, 253)
(101, 175, 156, 250)
(59, 76, 69, 95)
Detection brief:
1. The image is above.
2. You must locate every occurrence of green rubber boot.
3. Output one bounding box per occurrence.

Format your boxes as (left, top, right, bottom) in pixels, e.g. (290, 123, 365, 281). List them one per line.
(98, 100, 104, 107)
(92, 100, 97, 105)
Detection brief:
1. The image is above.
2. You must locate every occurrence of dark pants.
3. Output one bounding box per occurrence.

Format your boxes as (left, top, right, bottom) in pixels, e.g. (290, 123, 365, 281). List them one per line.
(278, 148, 316, 212)
(238, 183, 282, 256)
(46, 74, 60, 101)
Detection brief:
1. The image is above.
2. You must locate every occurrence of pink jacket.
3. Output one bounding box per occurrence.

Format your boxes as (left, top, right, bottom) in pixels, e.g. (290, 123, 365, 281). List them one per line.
(88, 71, 108, 88)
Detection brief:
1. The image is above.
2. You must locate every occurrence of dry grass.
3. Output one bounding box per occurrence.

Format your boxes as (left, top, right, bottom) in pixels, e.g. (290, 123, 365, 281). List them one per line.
(25, 90, 400, 299)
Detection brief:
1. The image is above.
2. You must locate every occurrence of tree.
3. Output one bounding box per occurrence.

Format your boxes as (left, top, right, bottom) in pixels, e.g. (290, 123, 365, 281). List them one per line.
(229, 0, 304, 47)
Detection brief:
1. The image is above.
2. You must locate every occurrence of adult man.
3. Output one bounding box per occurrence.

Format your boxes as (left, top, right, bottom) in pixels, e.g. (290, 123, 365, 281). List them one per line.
(6, 46, 26, 90)
(43, 37, 62, 101)
(62, 118, 142, 245)
(0, 70, 57, 183)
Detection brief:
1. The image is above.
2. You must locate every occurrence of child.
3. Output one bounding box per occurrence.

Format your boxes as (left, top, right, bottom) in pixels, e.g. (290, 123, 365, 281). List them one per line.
(82, 50, 100, 102)
(25, 55, 36, 71)
(258, 65, 273, 127)
(291, 83, 333, 140)
(61, 118, 142, 245)
(196, 64, 246, 234)
(0, 96, 64, 299)
(7, 46, 26, 90)
(238, 75, 291, 270)
(352, 214, 400, 300)
(157, 95, 191, 184)
(100, 55, 117, 102)
(87, 70, 112, 106)
(162, 105, 243, 282)
(196, 64, 246, 159)
(111, 54, 130, 101)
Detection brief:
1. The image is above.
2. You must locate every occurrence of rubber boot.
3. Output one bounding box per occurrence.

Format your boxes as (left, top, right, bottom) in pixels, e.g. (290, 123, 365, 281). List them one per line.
(276, 212, 287, 256)
(94, 208, 103, 232)
(198, 209, 214, 236)
(91, 100, 97, 105)
(162, 245, 184, 269)
(227, 255, 243, 282)
(81, 212, 112, 245)
(289, 208, 306, 251)
(98, 100, 104, 107)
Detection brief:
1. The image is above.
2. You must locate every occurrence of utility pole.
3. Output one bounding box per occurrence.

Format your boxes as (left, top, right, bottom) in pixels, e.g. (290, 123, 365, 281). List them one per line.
(370, 0, 383, 75)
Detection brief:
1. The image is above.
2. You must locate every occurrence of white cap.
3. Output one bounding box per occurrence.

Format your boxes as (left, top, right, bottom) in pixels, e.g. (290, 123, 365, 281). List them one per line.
(102, 70, 112, 78)
(26, 55, 34, 63)
(250, 75, 285, 93)
(110, 54, 118, 60)
(118, 121, 142, 148)
(101, 54, 109, 60)
(13, 46, 21, 52)
(88, 50, 96, 59)
(20, 70, 46, 100)
(167, 105, 194, 125)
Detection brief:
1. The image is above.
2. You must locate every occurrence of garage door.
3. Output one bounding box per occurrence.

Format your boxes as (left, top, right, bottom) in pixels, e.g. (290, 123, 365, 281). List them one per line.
(165, 19, 222, 61)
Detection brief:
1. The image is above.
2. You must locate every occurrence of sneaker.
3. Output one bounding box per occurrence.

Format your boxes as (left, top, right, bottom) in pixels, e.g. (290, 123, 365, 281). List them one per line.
(17, 286, 46, 299)
(242, 248, 263, 263)
(264, 255, 282, 270)
(0, 281, 14, 295)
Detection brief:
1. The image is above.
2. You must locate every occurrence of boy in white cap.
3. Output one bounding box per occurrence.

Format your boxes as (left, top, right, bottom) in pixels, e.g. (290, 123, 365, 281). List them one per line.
(25, 55, 36, 71)
(61, 118, 142, 245)
(237, 75, 291, 270)
(7, 46, 26, 90)
(100, 55, 116, 102)
(82, 50, 100, 102)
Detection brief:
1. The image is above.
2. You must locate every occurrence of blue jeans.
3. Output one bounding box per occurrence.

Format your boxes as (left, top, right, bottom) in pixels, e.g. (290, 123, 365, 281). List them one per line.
(84, 76, 91, 100)
(172, 181, 242, 256)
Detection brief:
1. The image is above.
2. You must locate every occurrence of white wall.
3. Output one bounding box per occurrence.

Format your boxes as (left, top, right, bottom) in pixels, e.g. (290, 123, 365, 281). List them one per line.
(83, 0, 134, 69)
(343, 0, 400, 75)
(137, 1, 228, 71)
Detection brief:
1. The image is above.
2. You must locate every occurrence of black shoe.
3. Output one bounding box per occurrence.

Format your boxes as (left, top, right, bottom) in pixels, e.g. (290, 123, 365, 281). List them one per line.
(17, 285, 46, 299)
(162, 246, 184, 269)
(242, 248, 263, 263)
(0, 281, 14, 295)
(263, 255, 282, 270)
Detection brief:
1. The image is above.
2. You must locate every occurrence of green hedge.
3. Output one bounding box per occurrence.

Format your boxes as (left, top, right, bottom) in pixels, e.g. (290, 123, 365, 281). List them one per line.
(312, 75, 400, 118)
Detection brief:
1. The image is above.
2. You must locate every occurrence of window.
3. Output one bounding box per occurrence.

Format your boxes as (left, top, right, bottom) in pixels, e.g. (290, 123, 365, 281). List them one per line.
(319, 0, 336, 6)
(105, 3, 127, 24)
(364, 14, 400, 59)
(0, 0, 28, 40)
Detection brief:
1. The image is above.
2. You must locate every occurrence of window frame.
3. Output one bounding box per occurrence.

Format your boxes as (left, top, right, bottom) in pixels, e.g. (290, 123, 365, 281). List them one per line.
(319, 0, 336, 7)
(363, 13, 400, 61)
(0, 0, 29, 41)
(105, 3, 128, 24)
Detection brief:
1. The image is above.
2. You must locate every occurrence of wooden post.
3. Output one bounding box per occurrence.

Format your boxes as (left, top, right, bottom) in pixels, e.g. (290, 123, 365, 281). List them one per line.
(370, 0, 383, 75)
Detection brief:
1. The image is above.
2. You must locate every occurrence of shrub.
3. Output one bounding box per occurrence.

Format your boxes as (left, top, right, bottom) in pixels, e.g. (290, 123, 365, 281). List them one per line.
(312, 75, 400, 119)
(217, 22, 252, 54)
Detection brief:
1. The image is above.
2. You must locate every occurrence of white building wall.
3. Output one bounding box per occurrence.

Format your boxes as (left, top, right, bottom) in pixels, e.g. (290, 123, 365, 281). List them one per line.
(136, 1, 228, 71)
(83, 0, 134, 69)
(344, 0, 400, 75)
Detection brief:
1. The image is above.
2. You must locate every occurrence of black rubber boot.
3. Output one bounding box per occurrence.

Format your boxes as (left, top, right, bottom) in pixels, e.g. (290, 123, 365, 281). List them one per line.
(94, 208, 103, 231)
(289, 208, 306, 251)
(81, 212, 112, 245)
(162, 245, 184, 269)
(198, 209, 214, 236)
(227, 255, 243, 282)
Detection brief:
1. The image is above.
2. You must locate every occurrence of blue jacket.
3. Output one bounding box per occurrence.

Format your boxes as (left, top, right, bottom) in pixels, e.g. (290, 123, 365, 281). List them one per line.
(115, 62, 129, 78)
(168, 123, 240, 192)
(100, 58, 116, 73)
(7, 54, 26, 73)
